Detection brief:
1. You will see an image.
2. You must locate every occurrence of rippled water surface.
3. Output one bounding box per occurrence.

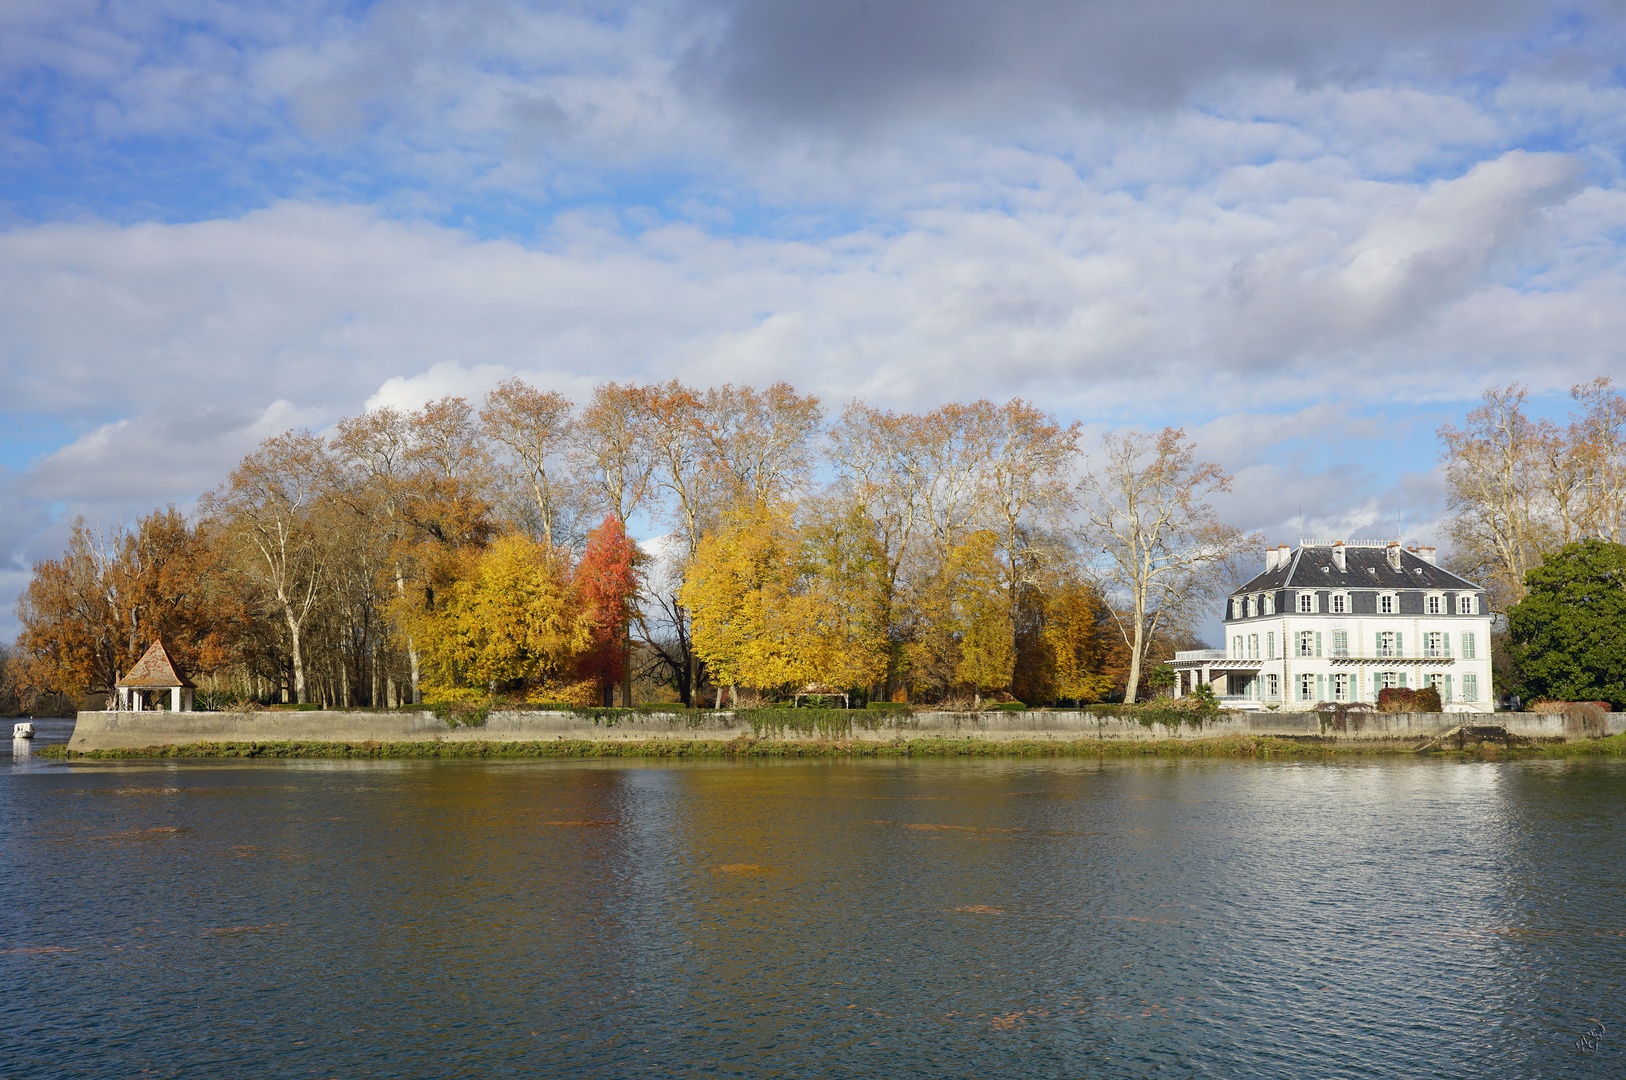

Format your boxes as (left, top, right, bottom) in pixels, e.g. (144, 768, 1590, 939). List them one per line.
(3, 743, 1625, 1077)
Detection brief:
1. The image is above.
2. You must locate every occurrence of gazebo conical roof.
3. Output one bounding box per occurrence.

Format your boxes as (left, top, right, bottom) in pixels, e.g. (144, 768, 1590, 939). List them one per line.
(115, 639, 196, 689)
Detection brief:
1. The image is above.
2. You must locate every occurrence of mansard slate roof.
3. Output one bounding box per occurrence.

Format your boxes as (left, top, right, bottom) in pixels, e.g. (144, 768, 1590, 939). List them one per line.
(1234, 545, 1482, 595)
(115, 639, 196, 688)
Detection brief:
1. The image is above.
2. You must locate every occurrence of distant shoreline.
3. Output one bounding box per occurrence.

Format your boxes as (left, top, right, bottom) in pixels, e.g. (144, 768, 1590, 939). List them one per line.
(38, 734, 1626, 760)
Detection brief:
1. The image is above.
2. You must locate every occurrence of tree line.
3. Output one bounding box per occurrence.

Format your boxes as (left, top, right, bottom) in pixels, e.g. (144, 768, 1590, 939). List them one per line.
(12, 381, 1249, 712)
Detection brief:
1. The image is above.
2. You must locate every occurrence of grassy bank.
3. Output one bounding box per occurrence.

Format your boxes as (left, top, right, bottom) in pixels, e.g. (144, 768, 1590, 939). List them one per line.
(38, 736, 1388, 760)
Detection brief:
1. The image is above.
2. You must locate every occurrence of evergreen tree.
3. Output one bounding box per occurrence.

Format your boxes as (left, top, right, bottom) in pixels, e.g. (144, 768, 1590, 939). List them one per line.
(1507, 539, 1626, 707)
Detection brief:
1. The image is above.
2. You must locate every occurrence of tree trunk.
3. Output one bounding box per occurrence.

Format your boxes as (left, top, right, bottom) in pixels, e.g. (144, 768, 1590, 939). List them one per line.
(284, 609, 308, 704)
(1123, 610, 1146, 704)
(622, 630, 633, 707)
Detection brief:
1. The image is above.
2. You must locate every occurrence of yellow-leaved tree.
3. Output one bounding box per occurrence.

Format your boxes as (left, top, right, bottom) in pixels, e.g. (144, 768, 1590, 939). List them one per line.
(682, 503, 886, 700)
(908, 529, 1015, 703)
(409, 533, 590, 701)
(1042, 578, 1115, 704)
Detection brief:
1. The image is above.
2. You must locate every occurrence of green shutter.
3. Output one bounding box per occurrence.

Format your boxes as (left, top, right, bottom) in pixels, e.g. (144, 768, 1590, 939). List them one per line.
(1399, 672, 1408, 689)
(1375, 632, 1383, 655)
(1315, 632, 1322, 657)
(1443, 633, 1451, 657)
(1395, 632, 1403, 656)
(1317, 674, 1325, 701)
(1444, 675, 1453, 703)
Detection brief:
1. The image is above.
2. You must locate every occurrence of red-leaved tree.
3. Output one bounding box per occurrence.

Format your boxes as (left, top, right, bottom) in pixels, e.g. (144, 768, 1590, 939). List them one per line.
(572, 515, 641, 704)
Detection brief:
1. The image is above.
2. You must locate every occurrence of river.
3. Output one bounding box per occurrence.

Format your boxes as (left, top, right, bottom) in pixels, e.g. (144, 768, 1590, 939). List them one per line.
(2, 730, 1622, 1077)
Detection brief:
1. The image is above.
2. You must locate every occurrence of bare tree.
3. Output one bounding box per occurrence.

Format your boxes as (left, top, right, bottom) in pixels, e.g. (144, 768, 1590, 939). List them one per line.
(1079, 427, 1253, 703)
(979, 399, 1082, 608)
(1569, 376, 1626, 543)
(480, 378, 577, 546)
(1437, 384, 1548, 609)
(205, 431, 331, 704)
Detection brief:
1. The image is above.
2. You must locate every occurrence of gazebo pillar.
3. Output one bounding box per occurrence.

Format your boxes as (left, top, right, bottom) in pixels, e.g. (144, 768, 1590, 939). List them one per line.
(170, 687, 182, 712)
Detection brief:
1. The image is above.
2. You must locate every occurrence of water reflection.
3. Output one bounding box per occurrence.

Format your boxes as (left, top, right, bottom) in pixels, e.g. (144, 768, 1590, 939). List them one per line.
(1, 755, 1623, 1078)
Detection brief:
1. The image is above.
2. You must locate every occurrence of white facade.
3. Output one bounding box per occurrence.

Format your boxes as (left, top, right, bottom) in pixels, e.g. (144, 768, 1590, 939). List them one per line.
(1170, 540, 1495, 713)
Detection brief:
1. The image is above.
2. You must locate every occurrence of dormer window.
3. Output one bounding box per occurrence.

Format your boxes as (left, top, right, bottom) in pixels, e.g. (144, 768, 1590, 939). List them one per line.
(1457, 594, 1477, 615)
(1331, 593, 1347, 614)
(1379, 593, 1395, 614)
(1427, 594, 1442, 615)
(1264, 594, 1275, 615)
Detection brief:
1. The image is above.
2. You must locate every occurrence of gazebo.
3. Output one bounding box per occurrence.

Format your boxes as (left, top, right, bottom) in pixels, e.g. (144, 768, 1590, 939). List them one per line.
(115, 640, 196, 712)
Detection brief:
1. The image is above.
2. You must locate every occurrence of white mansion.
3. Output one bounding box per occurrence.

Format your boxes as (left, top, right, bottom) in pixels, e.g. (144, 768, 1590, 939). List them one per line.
(1169, 540, 1495, 713)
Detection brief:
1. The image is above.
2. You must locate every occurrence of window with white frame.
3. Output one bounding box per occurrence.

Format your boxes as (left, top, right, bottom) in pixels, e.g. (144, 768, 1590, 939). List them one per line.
(1381, 671, 1399, 690)
(1264, 594, 1275, 615)
(1427, 594, 1442, 615)
(1266, 674, 1279, 698)
(1332, 629, 1348, 657)
(1331, 593, 1347, 613)
(1424, 673, 1444, 694)
(1245, 597, 1255, 618)
(1380, 594, 1395, 614)
(1267, 632, 1275, 659)
(1377, 631, 1396, 658)
(1457, 594, 1476, 614)
(1333, 673, 1349, 701)
(1300, 673, 1315, 701)
(1233, 636, 1243, 658)
(1425, 632, 1443, 658)
(1299, 592, 1315, 613)
(1298, 631, 1315, 657)
(1248, 634, 1259, 659)
(1463, 673, 1479, 701)
(1462, 632, 1476, 660)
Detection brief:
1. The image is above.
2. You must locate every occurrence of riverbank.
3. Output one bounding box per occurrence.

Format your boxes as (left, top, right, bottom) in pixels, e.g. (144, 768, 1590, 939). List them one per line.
(37, 732, 1626, 760)
(35, 735, 1386, 759)
(64, 705, 1623, 755)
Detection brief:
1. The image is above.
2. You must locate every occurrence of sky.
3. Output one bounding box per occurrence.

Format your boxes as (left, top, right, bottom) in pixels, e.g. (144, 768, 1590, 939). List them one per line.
(4, 0, 1626, 644)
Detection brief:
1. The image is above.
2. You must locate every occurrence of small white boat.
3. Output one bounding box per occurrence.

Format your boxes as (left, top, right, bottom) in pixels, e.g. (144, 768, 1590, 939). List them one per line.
(13, 722, 35, 739)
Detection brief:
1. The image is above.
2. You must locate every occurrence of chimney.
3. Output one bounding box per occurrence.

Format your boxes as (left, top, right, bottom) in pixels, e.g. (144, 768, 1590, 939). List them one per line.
(1386, 541, 1402, 571)
(1415, 545, 1436, 566)
(1265, 546, 1280, 573)
(1332, 540, 1346, 572)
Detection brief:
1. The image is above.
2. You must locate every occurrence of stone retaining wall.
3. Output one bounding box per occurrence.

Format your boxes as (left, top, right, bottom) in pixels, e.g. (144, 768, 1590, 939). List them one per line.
(65, 707, 1626, 752)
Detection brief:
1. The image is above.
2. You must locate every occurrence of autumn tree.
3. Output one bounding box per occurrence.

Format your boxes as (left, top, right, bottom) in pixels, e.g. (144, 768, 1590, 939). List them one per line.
(480, 378, 580, 545)
(570, 381, 654, 526)
(204, 430, 332, 703)
(1011, 571, 1114, 706)
(16, 509, 245, 704)
(1568, 377, 1626, 544)
(1079, 428, 1253, 703)
(827, 402, 931, 693)
(682, 502, 886, 701)
(15, 519, 129, 704)
(572, 514, 641, 705)
(410, 533, 588, 698)
(1438, 384, 1560, 609)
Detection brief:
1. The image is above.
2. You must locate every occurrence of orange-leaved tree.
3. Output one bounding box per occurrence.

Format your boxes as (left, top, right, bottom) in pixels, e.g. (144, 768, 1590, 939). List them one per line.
(572, 514, 641, 705)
